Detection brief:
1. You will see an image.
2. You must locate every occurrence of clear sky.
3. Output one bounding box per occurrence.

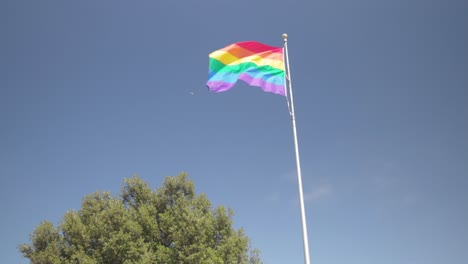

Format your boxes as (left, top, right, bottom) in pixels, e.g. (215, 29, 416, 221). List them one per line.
(2, 0, 467, 263)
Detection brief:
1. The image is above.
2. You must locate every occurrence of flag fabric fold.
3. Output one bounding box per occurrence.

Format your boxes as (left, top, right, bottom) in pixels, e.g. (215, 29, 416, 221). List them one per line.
(207, 41, 285, 96)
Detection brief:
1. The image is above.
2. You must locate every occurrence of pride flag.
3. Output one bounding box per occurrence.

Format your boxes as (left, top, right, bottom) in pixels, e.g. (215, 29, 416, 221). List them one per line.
(207, 41, 285, 96)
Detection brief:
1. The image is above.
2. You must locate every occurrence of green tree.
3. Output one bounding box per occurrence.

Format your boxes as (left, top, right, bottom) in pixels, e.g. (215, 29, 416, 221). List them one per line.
(20, 173, 263, 264)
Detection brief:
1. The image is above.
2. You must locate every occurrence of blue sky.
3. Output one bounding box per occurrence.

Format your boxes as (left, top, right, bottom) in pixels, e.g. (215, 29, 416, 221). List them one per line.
(2, 0, 467, 263)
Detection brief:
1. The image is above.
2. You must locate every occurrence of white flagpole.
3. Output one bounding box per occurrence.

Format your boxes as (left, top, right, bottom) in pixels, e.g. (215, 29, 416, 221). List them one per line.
(283, 33, 311, 264)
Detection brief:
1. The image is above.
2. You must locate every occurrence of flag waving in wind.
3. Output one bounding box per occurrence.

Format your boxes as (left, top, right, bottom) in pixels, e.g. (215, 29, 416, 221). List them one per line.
(207, 41, 285, 95)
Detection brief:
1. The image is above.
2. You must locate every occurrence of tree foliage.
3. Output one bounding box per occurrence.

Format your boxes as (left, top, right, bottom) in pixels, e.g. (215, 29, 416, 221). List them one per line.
(20, 173, 263, 264)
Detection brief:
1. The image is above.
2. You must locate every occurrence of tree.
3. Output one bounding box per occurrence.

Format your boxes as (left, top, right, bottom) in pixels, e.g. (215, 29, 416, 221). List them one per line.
(20, 173, 263, 264)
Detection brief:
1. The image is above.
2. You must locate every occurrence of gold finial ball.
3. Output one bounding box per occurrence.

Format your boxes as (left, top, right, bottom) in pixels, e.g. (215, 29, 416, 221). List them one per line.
(282, 33, 288, 40)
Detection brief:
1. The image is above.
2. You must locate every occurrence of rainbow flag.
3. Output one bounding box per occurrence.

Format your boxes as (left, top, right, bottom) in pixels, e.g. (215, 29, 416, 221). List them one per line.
(207, 41, 285, 96)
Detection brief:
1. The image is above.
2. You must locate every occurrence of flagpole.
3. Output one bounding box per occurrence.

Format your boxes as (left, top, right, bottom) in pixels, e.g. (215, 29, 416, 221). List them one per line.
(283, 33, 311, 264)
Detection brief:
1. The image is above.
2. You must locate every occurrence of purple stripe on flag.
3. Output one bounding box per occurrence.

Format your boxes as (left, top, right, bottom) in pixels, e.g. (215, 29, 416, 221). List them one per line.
(207, 74, 285, 96)
(206, 81, 236, 93)
(238, 73, 285, 95)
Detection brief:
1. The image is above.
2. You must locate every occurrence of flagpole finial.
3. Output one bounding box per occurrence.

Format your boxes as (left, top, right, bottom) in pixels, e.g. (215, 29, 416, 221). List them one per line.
(282, 33, 288, 42)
